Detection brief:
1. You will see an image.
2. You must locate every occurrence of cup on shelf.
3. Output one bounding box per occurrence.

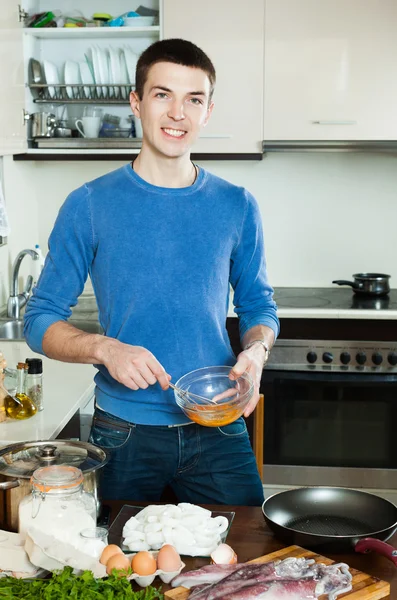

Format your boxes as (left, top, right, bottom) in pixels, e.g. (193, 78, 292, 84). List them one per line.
(75, 106, 103, 138)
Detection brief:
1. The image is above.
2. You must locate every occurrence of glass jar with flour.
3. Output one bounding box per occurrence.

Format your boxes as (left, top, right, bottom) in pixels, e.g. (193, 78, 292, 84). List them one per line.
(18, 465, 97, 544)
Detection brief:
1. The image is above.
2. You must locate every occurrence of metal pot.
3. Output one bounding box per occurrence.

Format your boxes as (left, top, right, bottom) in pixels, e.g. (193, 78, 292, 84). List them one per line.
(0, 440, 109, 532)
(29, 112, 57, 138)
(332, 273, 391, 296)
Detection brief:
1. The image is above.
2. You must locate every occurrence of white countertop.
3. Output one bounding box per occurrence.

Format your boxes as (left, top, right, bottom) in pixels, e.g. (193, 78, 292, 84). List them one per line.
(227, 305, 397, 319)
(0, 341, 95, 446)
(276, 308, 397, 319)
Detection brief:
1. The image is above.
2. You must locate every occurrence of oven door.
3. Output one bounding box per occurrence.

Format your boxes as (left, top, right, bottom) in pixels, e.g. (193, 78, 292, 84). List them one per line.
(261, 369, 397, 489)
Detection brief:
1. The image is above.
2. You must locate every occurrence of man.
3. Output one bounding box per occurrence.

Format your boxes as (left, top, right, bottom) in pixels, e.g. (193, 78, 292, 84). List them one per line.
(24, 38, 279, 506)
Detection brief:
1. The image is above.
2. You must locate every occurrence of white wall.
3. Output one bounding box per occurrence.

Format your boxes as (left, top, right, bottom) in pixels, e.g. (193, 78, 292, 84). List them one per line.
(2, 151, 397, 296)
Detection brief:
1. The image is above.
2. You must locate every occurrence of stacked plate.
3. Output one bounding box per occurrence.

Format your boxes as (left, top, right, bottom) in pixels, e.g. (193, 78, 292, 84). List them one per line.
(87, 45, 138, 99)
(34, 46, 139, 101)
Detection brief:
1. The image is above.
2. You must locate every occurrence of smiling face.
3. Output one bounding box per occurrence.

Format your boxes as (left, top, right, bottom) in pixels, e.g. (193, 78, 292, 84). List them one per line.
(130, 61, 214, 159)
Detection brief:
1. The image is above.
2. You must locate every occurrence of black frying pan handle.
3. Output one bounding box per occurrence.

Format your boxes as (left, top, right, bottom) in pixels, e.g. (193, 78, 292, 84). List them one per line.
(332, 280, 359, 289)
(355, 538, 397, 566)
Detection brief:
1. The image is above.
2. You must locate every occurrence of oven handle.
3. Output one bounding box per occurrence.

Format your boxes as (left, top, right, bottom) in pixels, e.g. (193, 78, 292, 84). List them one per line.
(261, 369, 397, 384)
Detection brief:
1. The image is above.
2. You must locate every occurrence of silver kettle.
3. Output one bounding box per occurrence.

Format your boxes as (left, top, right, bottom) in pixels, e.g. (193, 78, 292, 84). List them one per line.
(29, 112, 57, 138)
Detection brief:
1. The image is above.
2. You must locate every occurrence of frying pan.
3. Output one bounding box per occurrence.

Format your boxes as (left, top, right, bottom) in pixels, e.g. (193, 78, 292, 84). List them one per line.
(262, 487, 397, 565)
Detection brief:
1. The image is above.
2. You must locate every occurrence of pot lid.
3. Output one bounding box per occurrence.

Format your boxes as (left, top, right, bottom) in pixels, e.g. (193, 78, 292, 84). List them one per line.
(0, 440, 108, 479)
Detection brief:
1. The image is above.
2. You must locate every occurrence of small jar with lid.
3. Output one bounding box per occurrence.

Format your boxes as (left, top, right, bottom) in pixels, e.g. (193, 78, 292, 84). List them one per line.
(25, 358, 43, 411)
(18, 465, 97, 543)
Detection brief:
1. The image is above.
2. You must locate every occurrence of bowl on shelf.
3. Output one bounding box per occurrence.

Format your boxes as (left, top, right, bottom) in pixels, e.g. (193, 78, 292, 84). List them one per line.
(100, 128, 131, 138)
(173, 366, 254, 427)
(123, 16, 156, 27)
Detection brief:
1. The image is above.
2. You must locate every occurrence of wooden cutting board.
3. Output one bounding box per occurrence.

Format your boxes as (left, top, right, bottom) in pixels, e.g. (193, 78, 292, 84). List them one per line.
(164, 545, 390, 600)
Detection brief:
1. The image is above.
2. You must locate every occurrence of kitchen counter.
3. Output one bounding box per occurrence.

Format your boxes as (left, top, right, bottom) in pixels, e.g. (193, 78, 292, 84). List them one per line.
(228, 287, 397, 320)
(76, 288, 397, 324)
(105, 501, 396, 598)
(0, 341, 94, 445)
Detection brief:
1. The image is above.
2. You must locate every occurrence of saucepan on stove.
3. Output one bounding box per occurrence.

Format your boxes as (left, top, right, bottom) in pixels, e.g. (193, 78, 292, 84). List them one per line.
(0, 440, 109, 532)
(332, 273, 391, 296)
(262, 487, 397, 565)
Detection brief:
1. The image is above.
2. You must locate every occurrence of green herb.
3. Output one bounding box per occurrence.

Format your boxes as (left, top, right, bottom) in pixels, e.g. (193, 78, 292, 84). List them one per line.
(0, 567, 164, 599)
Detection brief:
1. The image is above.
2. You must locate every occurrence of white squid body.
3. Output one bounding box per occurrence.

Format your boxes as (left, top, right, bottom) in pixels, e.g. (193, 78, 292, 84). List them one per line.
(122, 503, 229, 556)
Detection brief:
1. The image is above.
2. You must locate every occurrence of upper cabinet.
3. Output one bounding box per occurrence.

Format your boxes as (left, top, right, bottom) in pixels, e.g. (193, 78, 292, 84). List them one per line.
(163, 0, 264, 155)
(0, 1, 25, 155)
(0, 0, 161, 157)
(263, 0, 397, 141)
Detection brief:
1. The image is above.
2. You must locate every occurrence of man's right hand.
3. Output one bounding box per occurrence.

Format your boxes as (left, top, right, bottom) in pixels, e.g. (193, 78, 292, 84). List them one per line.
(42, 321, 171, 391)
(100, 339, 171, 391)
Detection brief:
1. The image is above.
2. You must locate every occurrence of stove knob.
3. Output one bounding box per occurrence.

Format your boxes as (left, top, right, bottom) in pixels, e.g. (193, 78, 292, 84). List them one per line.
(307, 351, 317, 364)
(322, 352, 333, 364)
(340, 352, 351, 365)
(356, 352, 367, 365)
(388, 352, 397, 366)
(372, 352, 383, 366)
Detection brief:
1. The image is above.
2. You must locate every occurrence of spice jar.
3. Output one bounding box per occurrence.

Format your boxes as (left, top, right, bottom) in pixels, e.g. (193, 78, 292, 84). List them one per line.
(18, 465, 97, 543)
(25, 358, 43, 411)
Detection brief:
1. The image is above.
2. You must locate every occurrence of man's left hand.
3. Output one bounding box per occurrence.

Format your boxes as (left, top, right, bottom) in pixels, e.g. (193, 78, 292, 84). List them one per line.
(229, 344, 268, 417)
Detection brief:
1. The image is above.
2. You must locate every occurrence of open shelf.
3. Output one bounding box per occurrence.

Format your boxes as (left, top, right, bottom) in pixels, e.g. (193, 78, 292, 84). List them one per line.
(23, 26, 160, 39)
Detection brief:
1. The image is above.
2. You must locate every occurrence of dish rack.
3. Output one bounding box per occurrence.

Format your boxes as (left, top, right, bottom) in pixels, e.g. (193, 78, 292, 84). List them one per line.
(28, 83, 133, 104)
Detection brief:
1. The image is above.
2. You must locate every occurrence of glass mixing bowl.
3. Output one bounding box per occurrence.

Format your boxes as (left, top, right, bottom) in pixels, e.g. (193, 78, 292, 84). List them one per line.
(174, 366, 254, 427)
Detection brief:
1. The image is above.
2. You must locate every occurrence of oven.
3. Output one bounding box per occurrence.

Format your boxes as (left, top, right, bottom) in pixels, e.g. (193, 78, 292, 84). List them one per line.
(227, 287, 397, 500)
(262, 339, 397, 491)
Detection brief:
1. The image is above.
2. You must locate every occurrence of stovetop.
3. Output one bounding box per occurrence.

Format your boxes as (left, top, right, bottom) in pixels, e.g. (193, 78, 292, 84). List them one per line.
(274, 287, 397, 311)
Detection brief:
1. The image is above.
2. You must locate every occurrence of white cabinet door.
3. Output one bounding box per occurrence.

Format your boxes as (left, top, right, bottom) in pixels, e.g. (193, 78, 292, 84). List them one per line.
(264, 0, 397, 141)
(163, 0, 264, 154)
(0, 1, 27, 155)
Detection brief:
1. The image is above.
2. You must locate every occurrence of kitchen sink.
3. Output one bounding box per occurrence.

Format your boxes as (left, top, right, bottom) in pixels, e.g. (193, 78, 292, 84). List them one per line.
(0, 319, 103, 341)
(0, 320, 25, 340)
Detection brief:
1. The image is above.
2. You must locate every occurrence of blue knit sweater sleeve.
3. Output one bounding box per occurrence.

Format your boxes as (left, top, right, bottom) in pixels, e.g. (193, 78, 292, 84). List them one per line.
(230, 189, 279, 340)
(24, 185, 94, 354)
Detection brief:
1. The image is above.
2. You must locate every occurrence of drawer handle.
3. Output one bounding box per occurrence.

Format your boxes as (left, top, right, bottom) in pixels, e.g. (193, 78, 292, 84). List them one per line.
(312, 120, 357, 125)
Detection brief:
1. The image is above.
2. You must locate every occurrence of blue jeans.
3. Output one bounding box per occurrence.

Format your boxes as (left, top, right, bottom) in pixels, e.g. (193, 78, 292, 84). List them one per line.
(89, 406, 264, 506)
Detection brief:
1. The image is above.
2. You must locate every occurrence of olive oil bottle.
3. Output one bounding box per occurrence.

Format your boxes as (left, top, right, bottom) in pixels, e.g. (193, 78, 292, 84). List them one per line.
(5, 362, 37, 420)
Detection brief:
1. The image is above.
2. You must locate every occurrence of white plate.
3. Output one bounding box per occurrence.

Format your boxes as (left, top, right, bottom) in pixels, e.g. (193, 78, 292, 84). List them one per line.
(109, 46, 121, 97)
(43, 60, 59, 98)
(90, 46, 102, 97)
(96, 46, 109, 97)
(123, 45, 137, 85)
(79, 61, 94, 98)
(64, 60, 81, 99)
(119, 49, 130, 99)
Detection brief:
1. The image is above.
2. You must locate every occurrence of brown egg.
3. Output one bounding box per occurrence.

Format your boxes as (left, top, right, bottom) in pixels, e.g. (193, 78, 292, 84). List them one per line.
(157, 544, 182, 572)
(106, 552, 131, 575)
(100, 544, 123, 565)
(131, 550, 157, 576)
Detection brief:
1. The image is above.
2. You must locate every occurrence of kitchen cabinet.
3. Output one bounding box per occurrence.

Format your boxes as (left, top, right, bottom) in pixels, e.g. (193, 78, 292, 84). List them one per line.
(0, 0, 161, 158)
(263, 0, 397, 141)
(0, 3, 25, 155)
(163, 0, 264, 156)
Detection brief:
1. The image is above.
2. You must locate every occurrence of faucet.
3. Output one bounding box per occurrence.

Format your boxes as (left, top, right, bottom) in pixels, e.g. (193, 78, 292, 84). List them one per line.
(7, 249, 39, 319)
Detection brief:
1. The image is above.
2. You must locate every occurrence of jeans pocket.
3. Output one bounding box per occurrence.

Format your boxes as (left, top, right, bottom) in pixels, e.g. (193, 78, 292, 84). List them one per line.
(89, 412, 133, 450)
(217, 417, 248, 437)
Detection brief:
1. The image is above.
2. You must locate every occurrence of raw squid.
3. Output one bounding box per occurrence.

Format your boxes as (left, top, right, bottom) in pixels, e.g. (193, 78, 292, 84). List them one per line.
(171, 562, 245, 588)
(172, 557, 352, 600)
(224, 579, 318, 599)
(189, 563, 290, 600)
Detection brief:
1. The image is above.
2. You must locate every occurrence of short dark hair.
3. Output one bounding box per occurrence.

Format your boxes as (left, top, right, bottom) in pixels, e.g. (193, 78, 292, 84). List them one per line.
(135, 38, 216, 102)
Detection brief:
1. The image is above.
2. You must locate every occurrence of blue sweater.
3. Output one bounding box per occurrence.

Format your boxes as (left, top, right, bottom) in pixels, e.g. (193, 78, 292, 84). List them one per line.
(24, 165, 279, 425)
